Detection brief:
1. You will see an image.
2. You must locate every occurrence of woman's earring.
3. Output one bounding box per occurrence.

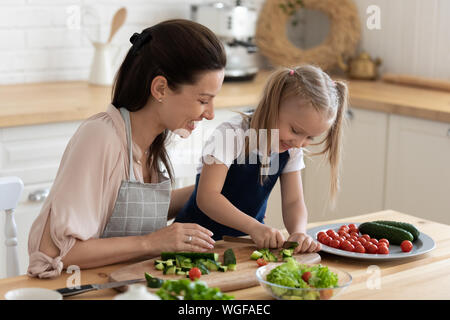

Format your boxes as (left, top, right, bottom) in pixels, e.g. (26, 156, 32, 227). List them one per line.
(158, 99, 162, 103)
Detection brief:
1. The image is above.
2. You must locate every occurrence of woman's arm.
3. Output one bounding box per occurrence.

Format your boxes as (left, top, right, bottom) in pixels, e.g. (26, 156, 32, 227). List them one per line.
(196, 162, 285, 248)
(280, 170, 321, 253)
(167, 184, 195, 220)
(39, 214, 215, 270)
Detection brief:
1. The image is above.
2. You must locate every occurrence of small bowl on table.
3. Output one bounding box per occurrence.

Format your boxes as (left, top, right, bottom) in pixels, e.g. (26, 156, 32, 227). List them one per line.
(256, 263, 352, 300)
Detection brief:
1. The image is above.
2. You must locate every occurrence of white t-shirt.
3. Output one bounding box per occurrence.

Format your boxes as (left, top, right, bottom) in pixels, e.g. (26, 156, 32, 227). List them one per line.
(196, 114, 305, 174)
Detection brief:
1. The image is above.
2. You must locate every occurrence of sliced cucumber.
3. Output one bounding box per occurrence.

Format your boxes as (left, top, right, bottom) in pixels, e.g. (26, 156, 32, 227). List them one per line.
(251, 250, 263, 260)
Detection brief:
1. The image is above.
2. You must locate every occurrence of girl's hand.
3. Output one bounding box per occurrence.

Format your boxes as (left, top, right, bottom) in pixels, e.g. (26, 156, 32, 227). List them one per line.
(249, 223, 285, 249)
(145, 222, 215, 254)
(288, 232, 322, 254)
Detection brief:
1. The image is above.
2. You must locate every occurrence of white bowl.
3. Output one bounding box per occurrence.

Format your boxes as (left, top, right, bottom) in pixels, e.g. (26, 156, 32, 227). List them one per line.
(4, 288, 63, 300)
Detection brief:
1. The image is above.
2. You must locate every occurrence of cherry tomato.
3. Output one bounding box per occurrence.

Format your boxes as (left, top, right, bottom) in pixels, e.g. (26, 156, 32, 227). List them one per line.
(317, 232, 327, 241)
(348, 223, 357, 230)
(379, 239, 390, 247)
(343, 242, 355, 252)
(326, 229, 336, 237)
(377, 245, 389, 254)
(350, 232, 359, 238)
(358, 237, 368, 245)
(302, 271, 312, 282)
(354, 245, 366, 253)
(401, 240, 413, 252)
(329, 239, 341, 248)
(362, 234, 371, 241)
(256, 258, 268, 266)
(189, 267, 202, 281)
(367, 244, 378, 254)
(370, 238, 379, 245)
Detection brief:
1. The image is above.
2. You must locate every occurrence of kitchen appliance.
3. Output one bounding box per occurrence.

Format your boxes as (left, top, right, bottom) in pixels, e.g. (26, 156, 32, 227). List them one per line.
(191, 1, 260, 81)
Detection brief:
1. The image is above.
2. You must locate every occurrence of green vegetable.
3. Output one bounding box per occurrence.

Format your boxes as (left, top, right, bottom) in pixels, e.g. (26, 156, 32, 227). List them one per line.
(250, 250, 263, 260)
(223, 248, 236, 266)
(373, 220, 420, 241)
(359, 222, 414, 245)
(156, 279, 234, 300)
(281, 248, 294, 260)
(266, 258, 338, 300)
(161, 252, 219, 261)
(145, 273, 165, 288)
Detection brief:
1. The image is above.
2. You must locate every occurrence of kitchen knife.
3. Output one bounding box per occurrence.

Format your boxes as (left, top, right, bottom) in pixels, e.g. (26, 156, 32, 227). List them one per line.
(222, 235, 299, 249)
(55, 277, 146, 297)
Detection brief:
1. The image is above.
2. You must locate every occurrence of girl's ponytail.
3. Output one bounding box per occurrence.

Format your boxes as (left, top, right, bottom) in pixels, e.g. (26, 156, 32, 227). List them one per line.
(327, 80, 348, 204)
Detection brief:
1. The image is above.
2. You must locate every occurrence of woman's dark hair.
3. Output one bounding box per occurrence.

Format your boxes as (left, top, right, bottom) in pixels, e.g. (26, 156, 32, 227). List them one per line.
(112, 19, 226, 183)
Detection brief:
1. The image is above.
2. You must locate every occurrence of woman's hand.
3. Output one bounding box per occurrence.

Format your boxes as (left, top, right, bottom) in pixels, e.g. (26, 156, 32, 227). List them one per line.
(249, 223, 285, 249)
(287, 232, 321, 254)
(144, 222, 215, 255)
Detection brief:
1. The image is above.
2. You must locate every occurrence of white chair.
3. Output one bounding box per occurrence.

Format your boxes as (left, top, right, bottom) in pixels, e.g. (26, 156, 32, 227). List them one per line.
(0, 176, 24, 277)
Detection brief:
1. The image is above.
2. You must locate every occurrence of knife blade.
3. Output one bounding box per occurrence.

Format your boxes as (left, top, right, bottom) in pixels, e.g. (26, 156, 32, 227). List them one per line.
(55, 277, 146, 297)
(222, 235, 299, 249)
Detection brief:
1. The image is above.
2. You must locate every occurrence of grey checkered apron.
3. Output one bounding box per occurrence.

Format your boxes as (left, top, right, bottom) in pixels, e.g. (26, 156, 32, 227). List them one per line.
(101, 108, 171, 238)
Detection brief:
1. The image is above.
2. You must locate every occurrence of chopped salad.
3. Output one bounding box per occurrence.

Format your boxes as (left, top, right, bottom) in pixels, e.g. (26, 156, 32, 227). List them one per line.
(265, 258, 339, 300)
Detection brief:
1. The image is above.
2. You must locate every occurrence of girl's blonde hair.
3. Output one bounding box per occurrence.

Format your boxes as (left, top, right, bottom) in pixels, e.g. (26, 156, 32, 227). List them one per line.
(242, 65, 348, 202)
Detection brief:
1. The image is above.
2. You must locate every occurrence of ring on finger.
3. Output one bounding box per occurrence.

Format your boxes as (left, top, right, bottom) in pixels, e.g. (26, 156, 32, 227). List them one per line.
(186, 235, 193, 243)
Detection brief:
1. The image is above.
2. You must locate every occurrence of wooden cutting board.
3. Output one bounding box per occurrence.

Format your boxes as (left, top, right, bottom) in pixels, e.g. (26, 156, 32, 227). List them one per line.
(109, 241, 321, 292)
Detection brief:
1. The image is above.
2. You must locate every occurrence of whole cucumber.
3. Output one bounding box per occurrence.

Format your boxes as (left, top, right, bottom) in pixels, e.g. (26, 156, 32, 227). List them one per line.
(359, 222, 414, 245)
(373, 220, 420, 241)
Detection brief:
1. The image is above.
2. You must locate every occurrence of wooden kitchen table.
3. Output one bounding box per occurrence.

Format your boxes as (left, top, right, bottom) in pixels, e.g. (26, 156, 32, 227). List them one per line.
(0, 210, 449, 300)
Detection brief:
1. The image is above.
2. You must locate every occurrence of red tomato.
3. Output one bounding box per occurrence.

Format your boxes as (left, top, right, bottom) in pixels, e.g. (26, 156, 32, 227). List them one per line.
(362, 234, 371, 241)
(370, 238, 379, 245)
(326, 229, 336, 237)
(367, 244, 378, 254)
(401, 240, 413, 252)
(344, 242, 355, 252)
(317, 232, 327, 241)
(340, 240, 351, 248)
(321, 236, 332, 246)
(350, 232, 359, 238)
(377, 245, 389, 254)
(256, 258, 268, 266)
(379, 239, 390, 247)
(189, 267, 202, 281)
(354, 245, 366, 253)
(358, 237, 367, 245)
(348, 223, 357, 230)
(302, 271, 312, 283)
(329, 239, 341, 248)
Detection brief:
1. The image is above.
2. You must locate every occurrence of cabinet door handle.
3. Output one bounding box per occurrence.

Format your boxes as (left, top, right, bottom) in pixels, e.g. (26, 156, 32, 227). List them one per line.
(346, 109, 354, 121)
(28, 189, 49, 202)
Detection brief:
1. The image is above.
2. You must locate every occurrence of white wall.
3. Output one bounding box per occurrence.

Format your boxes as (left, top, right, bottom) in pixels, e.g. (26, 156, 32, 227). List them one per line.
(1, 0, 448, 85)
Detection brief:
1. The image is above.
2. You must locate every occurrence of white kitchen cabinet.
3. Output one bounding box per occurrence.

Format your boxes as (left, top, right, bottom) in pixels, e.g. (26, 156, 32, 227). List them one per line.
(385, 115, 450, 224)
(302, 108, 389, 222)
(0, 121, 81, 278)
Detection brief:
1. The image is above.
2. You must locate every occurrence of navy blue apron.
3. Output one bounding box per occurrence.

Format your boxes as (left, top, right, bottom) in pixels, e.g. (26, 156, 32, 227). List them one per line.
(175, 151, 290, 241)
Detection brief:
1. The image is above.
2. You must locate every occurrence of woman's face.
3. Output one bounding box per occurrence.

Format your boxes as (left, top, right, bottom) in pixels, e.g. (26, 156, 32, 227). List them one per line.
(161, 69, 225, 138)
(277, 96, 333, 153)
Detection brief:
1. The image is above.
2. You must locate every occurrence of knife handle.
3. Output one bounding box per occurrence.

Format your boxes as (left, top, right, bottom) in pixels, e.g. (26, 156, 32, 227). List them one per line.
(56, 284, 96, 297)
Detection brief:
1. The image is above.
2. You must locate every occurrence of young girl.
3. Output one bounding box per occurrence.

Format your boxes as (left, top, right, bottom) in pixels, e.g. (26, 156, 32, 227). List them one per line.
(175, 65, 348, 253)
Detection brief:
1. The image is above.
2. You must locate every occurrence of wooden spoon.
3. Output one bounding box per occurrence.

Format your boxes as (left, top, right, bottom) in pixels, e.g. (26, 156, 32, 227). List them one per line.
(107, 7, 127, 43)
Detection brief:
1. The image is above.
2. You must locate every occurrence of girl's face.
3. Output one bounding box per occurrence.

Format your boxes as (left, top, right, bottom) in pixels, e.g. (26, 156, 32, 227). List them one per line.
(162, 69, 225, 138)
(277, 96, 333, 153)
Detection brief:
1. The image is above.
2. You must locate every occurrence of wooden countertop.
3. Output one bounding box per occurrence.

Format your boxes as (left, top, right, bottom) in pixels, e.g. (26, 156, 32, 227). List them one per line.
(1, 210, 449, 300)
(1, 71, 450, 128)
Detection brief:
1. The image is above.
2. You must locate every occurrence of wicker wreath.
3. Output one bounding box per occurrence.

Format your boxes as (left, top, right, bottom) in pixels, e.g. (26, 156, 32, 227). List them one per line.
(255, 0, 361, 71)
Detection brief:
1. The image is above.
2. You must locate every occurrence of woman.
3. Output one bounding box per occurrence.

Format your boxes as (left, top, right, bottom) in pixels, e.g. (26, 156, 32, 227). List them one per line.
(27, 19, 226, 278)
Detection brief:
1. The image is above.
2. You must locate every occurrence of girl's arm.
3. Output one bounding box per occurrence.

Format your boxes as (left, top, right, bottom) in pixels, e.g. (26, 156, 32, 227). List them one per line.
(167, 184, 195, 220)
(196, 161, 285, 248)
(280, 170, 321, 253)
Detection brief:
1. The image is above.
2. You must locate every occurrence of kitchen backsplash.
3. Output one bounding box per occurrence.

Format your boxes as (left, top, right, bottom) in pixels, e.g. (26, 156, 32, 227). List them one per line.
(0, 0, 449, 85)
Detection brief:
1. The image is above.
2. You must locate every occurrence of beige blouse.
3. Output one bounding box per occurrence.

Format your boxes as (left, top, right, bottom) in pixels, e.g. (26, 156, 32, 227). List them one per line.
(27, 104, 149, 278)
